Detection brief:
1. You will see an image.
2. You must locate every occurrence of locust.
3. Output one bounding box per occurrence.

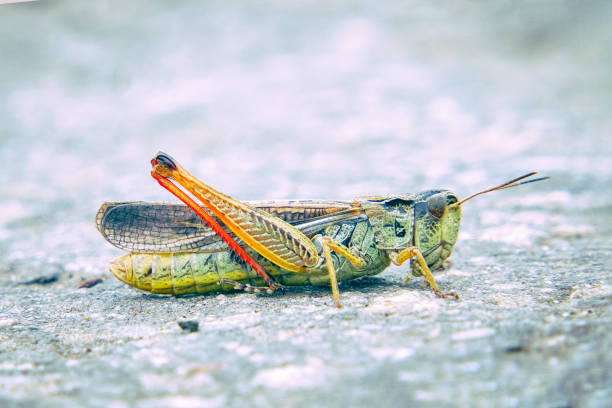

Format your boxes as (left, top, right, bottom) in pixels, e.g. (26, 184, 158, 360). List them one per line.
(96, 152, 548, 308)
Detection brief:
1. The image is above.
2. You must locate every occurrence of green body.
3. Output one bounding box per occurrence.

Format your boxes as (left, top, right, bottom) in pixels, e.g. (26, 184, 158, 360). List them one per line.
(106, 190, 462, 295)
(112, 217, 390, 294)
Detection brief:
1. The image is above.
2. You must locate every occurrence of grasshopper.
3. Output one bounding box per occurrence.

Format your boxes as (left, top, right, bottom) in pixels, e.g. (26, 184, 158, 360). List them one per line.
(96, 152, 548, 308)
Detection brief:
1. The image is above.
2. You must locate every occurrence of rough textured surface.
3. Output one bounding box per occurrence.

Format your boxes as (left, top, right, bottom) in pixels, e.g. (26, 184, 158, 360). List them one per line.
(1, 1, 611, 407)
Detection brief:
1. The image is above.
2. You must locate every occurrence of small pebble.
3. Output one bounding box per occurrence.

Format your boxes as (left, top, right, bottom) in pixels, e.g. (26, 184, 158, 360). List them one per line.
(78, 278, 103, 288)
(177, 320, 199, 332)
(22, 275, 59, 285)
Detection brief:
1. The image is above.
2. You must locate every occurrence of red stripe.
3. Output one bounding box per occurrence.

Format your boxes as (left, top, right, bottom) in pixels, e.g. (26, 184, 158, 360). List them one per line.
(151, 171, 273, 286)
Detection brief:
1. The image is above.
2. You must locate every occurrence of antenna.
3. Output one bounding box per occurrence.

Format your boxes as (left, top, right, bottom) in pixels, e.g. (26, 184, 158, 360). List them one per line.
(453, 172, 549, 207)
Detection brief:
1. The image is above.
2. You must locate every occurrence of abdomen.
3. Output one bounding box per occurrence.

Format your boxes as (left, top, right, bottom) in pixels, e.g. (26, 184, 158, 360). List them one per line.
(114, 219, 389, 295)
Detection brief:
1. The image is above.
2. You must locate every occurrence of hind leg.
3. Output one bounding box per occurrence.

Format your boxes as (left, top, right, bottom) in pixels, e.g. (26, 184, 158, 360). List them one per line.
(217, 278, 283, 295)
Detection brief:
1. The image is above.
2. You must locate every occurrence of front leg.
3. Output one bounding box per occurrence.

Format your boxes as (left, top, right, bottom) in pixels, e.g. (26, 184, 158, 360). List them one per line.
(390, 247, 459, 300)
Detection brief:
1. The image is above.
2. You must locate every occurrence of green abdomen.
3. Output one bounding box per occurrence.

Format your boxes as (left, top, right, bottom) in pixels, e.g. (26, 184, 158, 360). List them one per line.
(116, 219, 390, 295)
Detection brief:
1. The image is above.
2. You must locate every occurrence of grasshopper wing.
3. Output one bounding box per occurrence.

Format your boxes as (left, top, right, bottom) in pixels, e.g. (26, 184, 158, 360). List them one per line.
(96, 200, 361, 253)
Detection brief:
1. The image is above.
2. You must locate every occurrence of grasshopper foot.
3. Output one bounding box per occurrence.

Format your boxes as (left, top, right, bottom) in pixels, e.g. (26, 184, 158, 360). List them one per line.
(433, 288, 460, 301)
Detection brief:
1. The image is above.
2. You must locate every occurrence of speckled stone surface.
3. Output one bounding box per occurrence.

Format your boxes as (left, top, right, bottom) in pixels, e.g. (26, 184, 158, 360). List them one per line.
(1, 1, 610, 407)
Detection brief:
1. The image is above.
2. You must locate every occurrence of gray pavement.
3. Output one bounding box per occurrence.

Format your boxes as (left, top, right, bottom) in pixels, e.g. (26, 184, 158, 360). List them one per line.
(1, 1, 610, 407)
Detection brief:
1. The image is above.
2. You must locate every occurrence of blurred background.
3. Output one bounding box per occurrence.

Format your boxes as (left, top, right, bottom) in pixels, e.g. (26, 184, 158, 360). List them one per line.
(1, 1, 611, 406)
(1, 0, 611, 269)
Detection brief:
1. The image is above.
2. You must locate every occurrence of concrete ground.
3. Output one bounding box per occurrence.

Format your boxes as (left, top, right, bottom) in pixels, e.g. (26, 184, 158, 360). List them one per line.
(1, 1, 611, 407)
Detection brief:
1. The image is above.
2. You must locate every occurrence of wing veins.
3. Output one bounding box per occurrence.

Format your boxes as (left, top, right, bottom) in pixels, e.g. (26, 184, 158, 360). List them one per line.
(97, 200, 361, 253)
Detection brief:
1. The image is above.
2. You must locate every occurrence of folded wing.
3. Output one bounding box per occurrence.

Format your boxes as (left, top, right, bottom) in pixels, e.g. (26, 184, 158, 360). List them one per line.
(96, 200, 361, 253)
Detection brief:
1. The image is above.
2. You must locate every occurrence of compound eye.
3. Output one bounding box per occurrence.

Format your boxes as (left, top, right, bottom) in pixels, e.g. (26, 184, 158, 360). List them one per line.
(427, 194, 446, 219)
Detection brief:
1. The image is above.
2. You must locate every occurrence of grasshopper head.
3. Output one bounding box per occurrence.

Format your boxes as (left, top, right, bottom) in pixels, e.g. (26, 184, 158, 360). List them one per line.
(412, 190, 461, 274)
(411, 171, 549, 276)
(365, 172, 548, 279)
(363, 191, 460, 271)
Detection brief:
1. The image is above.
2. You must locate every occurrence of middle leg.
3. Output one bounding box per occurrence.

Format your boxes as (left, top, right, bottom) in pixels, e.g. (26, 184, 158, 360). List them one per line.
(319, 236, 368, 309)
